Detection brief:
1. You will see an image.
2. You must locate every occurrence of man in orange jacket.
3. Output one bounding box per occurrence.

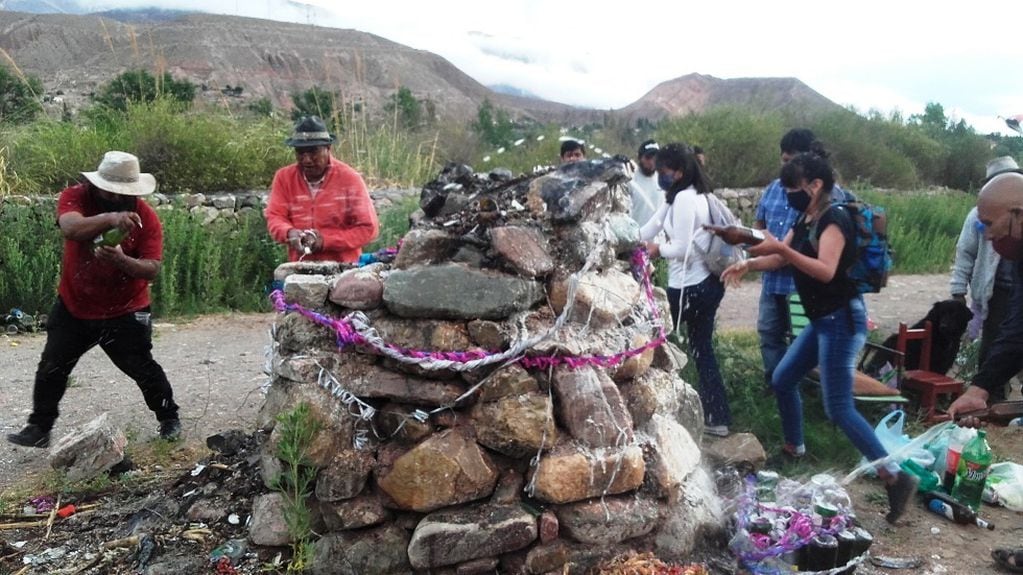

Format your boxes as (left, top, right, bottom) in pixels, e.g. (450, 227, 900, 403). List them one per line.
(265, 116, 379, 262)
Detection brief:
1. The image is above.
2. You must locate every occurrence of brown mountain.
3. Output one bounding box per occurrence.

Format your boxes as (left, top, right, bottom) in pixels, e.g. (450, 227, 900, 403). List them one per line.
(620, 73, 843, 121)
(0, 11, 840, 124)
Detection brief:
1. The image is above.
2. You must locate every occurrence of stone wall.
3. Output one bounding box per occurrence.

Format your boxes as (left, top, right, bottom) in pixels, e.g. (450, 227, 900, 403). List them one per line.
(718, 187, 763, 225)
(5, 187, 418, 224)
(257, 161, 724, 574)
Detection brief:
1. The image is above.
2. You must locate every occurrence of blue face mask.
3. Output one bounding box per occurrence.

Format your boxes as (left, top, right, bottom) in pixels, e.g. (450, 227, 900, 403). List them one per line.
(658, 172, 675, 191)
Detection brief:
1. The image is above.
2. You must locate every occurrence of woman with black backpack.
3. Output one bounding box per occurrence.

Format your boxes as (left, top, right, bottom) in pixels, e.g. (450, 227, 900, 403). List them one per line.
(639, 142, 731, 438)
(720, 151, 916, 524)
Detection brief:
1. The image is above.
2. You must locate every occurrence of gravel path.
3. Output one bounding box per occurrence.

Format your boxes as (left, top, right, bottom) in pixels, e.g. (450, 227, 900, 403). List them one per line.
(0, 275, 954, 490)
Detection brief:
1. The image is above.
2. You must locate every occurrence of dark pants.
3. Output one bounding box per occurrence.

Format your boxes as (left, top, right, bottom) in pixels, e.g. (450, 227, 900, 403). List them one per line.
(758, 292, 792, 387)
(979, 284, 1012, 366)
(28, 299, 179, 432)
(668, 275, 730, 427)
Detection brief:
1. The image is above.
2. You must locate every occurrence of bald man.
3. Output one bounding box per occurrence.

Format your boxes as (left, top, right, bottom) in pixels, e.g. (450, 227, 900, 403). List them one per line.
(949, 172, 1023, 420)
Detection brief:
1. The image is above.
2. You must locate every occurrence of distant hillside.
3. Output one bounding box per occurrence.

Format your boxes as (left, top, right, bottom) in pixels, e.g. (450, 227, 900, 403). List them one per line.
(88, 8, 197, 23)
(0, 11, 842, 126)
(621, 73, 843, 121)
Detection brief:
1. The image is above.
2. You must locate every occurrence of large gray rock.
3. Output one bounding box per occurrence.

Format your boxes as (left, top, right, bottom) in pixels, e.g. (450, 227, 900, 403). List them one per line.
(283, 274, 330, 308)
(557, 496, 660, 545)
(329, 266, 385, 310)
(377, 429, 498, 512)
(529, 443, 645, 504)
(551, 366, 633, 448)
(310, 524, 411, 575)
(249, 493, 292, 547)
(556, 221, 617, 270)
(384, 263, 543, 320)
(48, 413, 127, 482)
(407, 504, 537, 569)
(471, 392, 558, 458)
(549, 269, 642, 329)
(491, 225, 554, 278)
(525, 162, 628, 222)
(607, 213, 641, 255)
(211, 194, 237, 209)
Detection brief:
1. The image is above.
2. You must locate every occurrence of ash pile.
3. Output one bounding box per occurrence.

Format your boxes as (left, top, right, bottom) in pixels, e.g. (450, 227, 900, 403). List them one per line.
(262, 158, 725, 574)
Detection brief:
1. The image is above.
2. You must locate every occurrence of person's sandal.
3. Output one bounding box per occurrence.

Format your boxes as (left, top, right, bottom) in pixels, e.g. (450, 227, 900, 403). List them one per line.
(992, 548, 1023, 573)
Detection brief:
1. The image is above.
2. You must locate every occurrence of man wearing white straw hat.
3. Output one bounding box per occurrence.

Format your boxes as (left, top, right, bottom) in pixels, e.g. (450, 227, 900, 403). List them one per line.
(7, 151, 181, 448)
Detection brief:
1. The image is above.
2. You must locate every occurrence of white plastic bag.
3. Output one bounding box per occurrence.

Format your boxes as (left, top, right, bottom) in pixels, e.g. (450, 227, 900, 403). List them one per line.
(862, 410, 935, 470)
(983, 462, 1023, 511)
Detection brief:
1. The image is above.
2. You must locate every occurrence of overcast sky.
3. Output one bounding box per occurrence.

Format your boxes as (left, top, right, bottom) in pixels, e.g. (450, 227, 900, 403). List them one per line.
(77, 0, 1022, 134)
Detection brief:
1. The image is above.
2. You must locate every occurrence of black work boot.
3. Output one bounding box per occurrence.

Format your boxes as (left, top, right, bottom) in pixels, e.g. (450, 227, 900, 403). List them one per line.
(7, 424, 51, 448)
(158, 418, 182, 441)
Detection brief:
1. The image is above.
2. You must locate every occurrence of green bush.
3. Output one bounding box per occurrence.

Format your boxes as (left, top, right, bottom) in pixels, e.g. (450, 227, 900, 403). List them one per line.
(0, 65, 43, 124)
(94, 69, 196, 111)
(0, 202, 61, 314)
(657, 106, 787, 188)
(152, 209, 285, 316)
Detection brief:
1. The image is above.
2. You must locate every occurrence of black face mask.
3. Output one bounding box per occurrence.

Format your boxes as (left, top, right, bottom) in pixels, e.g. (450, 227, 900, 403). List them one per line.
(786, 189, 811, 212)
(91, 187, 137, 213)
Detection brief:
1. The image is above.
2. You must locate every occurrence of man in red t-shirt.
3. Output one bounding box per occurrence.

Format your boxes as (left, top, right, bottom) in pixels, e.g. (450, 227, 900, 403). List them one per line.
(265, 115, 379, 263)
(7, 151, 181, 448)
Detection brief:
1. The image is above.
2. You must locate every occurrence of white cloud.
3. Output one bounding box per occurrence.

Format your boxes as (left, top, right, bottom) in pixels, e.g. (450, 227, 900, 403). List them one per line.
(74, 0, 1023, 133)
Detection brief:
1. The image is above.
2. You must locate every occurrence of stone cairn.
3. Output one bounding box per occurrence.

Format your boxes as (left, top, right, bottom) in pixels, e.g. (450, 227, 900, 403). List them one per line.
(258, 159, 725, 574)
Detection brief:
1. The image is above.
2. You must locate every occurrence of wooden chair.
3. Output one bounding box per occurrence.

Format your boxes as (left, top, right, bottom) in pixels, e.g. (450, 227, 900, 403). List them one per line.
(788, 295, 909, 403)
(896, 321, 964, 421)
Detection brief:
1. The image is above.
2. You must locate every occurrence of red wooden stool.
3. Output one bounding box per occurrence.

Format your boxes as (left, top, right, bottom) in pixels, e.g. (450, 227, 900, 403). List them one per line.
(897, 321, 964, 421)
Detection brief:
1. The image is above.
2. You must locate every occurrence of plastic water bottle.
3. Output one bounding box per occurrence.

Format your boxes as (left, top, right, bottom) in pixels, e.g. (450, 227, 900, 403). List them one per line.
(952, 430, 992, 512)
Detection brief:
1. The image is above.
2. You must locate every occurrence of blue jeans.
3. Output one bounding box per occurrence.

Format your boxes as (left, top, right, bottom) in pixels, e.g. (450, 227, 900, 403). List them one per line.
(758, 291, 791, 387)
(771, 297, 888, 463)
(667, 275, 730, 427)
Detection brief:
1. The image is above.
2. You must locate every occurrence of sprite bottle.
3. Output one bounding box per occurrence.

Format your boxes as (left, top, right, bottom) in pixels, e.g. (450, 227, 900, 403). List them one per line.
(951, 430, 992, 512)
(92, 227, 128, 252)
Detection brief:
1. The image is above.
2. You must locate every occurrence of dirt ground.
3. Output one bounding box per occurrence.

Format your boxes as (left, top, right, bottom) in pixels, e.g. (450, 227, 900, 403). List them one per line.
(2, 274, 1019, 574)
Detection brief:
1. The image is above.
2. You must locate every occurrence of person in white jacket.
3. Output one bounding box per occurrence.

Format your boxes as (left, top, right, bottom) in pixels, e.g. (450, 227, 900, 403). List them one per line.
(629, 140, 663, 227)
(640, 143, 730, 437)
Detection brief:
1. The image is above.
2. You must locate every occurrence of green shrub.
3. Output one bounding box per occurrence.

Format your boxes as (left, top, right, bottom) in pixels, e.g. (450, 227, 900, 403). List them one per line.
(657, 106, 787, 188)
(0, 65, 43, 124)
(152, 209, 285, 316)
(94, 69, 196, 111)
(0, 202, 61, 314)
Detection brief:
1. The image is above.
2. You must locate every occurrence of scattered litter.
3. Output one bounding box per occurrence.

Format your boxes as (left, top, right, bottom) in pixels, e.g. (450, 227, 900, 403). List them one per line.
(871, 556, 924, 569)
(12, 541, 26, 549)
(509, 199, 525, 211)
(190, 464, 207, 477)
(930, 526, 940, 535)
(56, 504, 77, 519)
(227, 514, 240, 525)
(209, 538, 247, 564)
(182, 489, 198, 498)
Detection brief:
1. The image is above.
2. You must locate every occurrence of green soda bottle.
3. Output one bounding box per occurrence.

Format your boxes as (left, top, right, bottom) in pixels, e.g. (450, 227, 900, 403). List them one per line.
(951, 430, 992, 512)
(92, 227, 128, 252)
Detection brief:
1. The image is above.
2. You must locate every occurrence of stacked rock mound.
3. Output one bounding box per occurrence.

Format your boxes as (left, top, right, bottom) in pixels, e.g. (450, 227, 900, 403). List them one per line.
(259, 159, 725, 574)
